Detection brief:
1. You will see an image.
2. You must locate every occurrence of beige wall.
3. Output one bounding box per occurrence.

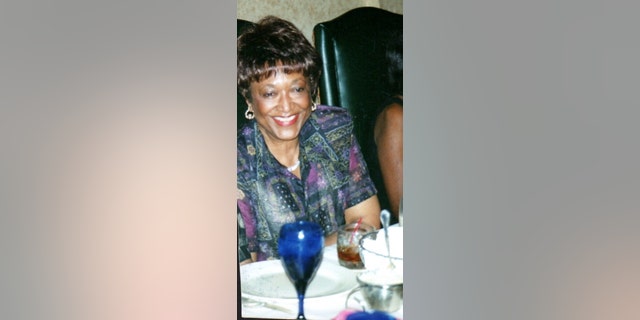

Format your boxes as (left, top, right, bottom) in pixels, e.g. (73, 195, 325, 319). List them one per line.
(380, 0, 403, 15)
(237, 0, 402, 43)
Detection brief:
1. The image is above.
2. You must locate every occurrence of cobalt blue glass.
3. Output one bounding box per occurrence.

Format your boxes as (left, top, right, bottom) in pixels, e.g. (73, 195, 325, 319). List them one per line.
(346, 310, 397, 320)
(278, 221, 325, 320)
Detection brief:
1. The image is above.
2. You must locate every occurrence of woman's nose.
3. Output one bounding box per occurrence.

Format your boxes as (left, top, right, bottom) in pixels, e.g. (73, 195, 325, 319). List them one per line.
(278, 92, 292, 112)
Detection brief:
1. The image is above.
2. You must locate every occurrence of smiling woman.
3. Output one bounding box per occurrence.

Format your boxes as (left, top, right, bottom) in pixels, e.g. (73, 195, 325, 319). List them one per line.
(236, 16, 381, 264)
(249, 71, 312, 150)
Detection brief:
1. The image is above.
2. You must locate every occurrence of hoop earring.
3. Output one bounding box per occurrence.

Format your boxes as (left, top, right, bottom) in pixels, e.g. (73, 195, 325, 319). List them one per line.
(244, 108, 254, 120)
(311, 102, 317, 112)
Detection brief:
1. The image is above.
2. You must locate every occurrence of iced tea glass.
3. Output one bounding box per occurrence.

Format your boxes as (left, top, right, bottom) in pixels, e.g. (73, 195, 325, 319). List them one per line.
(337, 222, 375, 269)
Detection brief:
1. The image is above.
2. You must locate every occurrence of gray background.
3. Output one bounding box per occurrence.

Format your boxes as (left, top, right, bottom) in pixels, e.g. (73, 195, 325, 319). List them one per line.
(407, 0, 640, 319)
(2, 0, 640, 319)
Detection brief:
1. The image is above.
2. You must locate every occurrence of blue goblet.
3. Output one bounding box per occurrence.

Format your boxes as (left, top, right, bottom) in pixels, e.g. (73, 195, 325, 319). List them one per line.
(278, 221, 324, 320)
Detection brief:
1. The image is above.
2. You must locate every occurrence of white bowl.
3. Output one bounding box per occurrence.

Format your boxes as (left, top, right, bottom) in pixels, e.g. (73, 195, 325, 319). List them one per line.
(358, 227, 403, 272)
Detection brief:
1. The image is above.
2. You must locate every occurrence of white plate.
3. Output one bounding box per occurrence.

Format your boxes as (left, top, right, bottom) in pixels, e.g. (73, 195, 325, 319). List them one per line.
(240, 259, 357, 302)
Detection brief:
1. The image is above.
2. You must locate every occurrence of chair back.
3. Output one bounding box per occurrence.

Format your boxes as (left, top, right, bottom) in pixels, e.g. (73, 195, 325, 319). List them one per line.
(313, 7, 402, 212)
(237, 19, 255, 131)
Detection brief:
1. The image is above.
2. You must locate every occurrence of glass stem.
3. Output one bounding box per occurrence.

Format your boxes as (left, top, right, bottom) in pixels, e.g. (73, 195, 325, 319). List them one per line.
(297, 294, 305, 319)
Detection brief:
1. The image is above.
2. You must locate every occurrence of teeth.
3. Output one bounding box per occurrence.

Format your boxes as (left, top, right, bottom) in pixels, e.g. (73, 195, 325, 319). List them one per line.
(275, 115, 295, 121)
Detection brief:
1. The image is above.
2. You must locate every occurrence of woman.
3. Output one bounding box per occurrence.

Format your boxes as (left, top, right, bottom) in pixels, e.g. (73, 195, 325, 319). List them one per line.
(237, 16, 381, 264)
(372, 29, 403, 220)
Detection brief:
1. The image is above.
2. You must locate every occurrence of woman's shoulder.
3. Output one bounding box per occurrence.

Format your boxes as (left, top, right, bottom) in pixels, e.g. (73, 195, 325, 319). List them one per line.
(314, 104, 350, 117)
(237, 124, 257, 174)
(375, 102, 403, 127)
(379, 102, 403, 120)
(237, 121, 258, 142)
(375, 97, 403, 125)
(311, 105, 353, 129)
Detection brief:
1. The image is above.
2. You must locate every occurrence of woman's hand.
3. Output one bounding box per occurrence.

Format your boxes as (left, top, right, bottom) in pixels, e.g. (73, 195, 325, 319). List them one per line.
(324, 232, 338, 246)
(239, 252, 257, 265)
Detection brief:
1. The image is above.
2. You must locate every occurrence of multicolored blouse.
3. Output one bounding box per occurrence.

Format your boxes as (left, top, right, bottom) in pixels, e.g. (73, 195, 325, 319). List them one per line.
(237, 105, 377, 262)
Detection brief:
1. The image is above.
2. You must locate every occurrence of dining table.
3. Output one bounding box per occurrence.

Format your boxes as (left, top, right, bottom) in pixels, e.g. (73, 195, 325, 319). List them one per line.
(240, 226, 403, 320)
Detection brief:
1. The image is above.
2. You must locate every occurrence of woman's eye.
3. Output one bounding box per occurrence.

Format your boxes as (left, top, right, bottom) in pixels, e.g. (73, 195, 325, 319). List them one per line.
(262, 92, 275, 98)
(293, 87, 305, 93)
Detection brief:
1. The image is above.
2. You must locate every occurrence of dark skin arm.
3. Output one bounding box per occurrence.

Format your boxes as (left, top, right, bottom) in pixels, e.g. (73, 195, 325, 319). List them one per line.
(374, 100, 403, 219)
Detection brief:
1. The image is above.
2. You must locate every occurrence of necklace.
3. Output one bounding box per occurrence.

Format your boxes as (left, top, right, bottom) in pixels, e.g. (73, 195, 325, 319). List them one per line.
(286, 160, 300, 172)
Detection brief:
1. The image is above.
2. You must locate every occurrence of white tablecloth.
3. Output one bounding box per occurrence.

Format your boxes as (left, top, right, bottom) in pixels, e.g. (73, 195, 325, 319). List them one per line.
(241, 243, 403, 319)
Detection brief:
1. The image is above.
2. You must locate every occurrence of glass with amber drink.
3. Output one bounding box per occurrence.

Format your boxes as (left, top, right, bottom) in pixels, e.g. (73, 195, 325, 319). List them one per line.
(336, 221, 375, 269)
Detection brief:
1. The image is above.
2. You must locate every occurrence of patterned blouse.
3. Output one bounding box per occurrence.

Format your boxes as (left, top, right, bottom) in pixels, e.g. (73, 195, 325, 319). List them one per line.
(237, 105, 377, 262)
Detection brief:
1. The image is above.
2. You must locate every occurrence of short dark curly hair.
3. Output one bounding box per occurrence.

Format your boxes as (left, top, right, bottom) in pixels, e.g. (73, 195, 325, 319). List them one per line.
(237, 16, 321, 102)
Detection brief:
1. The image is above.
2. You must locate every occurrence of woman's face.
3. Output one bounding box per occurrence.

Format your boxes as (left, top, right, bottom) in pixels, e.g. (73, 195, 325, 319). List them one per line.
(248, 70, 313, 146)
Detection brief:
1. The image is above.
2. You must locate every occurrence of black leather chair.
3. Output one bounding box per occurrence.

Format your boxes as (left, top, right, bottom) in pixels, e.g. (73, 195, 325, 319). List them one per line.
(313, 7, 403, 214)
(237, 19, 255, 131)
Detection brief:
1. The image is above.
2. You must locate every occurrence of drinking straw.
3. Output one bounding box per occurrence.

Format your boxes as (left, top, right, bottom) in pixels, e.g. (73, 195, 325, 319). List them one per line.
(349, 217, 363, 244)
